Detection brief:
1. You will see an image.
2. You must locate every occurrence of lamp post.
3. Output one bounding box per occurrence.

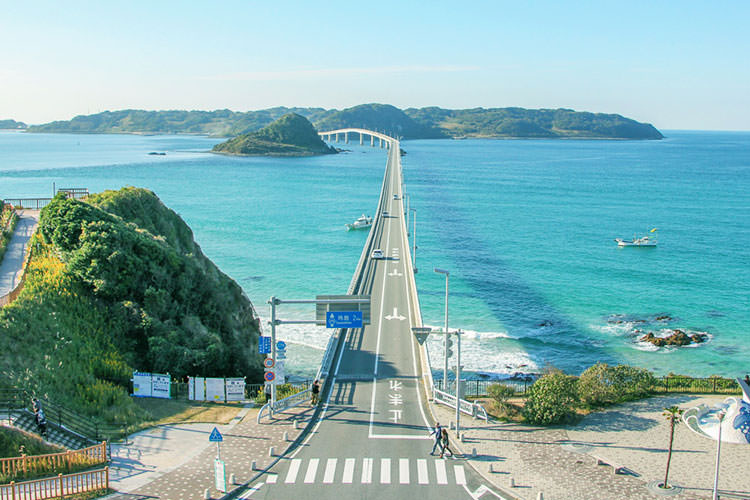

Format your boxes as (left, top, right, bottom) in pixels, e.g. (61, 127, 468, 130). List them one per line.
(713, 411, 726, 500)
(455, 329, 462, 436)
(410, 208, 417, 273)
(433, 268, 450, 390)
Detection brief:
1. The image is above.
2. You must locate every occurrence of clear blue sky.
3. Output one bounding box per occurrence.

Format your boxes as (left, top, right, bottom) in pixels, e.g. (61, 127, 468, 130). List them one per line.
(1, 0, 748, 130)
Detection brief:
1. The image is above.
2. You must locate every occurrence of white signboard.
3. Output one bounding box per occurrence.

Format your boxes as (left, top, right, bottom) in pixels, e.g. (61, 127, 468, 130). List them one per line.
(206, 377, 225, 402)
(151, 373, 171, 399)
(214, 459, 227, 492)
(274, 361, 286, 385)
(226, 378, 245, 401)
(193, 377, 206, 401)
(132, 372, 152, 397)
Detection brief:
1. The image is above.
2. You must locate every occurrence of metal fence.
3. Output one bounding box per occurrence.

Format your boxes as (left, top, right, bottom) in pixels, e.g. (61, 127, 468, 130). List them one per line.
(169, 380, 312, 402)
(1, 198, 52, 210)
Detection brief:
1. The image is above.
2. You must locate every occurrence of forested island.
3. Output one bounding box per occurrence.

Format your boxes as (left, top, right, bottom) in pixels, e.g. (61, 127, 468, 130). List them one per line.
(0, 119, 26, 129)
(0, 188, 264, 423)
(25, 103, 663, 140)
(212, 113, 336, 156)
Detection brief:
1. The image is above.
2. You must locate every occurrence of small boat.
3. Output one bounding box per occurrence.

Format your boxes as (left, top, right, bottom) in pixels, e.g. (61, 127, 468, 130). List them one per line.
(346, 214, 373, 231)
(615, 228, 658, 247)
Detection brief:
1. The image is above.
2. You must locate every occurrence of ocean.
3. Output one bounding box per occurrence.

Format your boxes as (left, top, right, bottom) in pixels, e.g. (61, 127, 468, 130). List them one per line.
(1, 130, 748, 380)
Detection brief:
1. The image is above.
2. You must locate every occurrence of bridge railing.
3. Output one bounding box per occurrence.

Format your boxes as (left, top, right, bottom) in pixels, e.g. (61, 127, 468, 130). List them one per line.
(432, 387, 488, 421)
(257, 388, 311, 423)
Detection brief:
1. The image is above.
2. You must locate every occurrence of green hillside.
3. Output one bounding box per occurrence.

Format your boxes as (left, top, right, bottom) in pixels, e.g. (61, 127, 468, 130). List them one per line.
(0, 188, 263, 424)
(314, 103, 446, 139)
(0, 119, 26, 129)
(213, 113, 336, 156)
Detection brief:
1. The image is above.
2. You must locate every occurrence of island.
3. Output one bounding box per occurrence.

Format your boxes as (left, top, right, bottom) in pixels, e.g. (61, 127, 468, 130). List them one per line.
(0, 119, 26, 129)
(26, 104, 664, 140)
(212, 113, 337, 156)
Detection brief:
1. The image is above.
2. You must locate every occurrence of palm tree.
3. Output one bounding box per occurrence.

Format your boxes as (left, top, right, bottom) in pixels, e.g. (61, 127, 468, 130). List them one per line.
(662, 405, 684, 488)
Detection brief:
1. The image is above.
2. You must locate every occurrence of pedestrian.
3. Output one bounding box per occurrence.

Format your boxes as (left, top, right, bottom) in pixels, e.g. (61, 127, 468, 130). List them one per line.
(429, 422, 442, 455)
(311, 379, 321, 406)
(32, 397, 42, 414)
(264, 384, 272, 404)
(440, 428, 453, 458)
(36, 408, 47, 437)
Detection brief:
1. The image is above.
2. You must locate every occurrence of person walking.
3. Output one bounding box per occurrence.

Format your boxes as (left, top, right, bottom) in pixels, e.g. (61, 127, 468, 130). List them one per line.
(429, 422, 442, 455)
(439, 428, 453, 458)
(311, 379, 321, 405)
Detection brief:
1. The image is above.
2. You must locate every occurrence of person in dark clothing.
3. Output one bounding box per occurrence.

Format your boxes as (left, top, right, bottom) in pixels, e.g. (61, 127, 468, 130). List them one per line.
(439, 428, 453, 458)
(429, 422, 442, 455)
(264, 384, 272, 404)
(311, 379, 321, 405)
(35, 408, 47, 437)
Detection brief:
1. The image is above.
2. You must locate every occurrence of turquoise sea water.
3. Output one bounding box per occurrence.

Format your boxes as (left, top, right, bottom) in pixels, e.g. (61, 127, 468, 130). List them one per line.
(1, 130, 748, 379)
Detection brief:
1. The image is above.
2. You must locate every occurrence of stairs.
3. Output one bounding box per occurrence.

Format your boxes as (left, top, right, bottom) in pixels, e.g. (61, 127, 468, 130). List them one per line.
(9, 408, 95, 450)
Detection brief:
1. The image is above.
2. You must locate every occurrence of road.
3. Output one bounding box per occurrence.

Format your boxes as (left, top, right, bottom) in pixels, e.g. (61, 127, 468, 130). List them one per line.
(237, 138, 502, 499)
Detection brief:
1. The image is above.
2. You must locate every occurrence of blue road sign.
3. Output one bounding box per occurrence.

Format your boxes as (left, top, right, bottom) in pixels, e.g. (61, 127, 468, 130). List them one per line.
(326, 311, 363, 329)
(258, 336, 272, 354)
(209, 427, 223, 442)
(276, 341, 286, 351)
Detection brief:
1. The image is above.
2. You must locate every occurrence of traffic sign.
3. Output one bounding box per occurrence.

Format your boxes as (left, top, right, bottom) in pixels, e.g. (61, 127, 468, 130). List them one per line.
(276, 340, 286, 351)
(326, 310, 363, 329)
(263, 358, 275, 369)
(264, 371, 276, 382)
(258, 336, 272, 354)
(214, 458, 227, 492)
(412, 327, 431, 345)
(316, 294, 371, 325)
(276, 352, 287, 360)
(209, 427, 223, 442)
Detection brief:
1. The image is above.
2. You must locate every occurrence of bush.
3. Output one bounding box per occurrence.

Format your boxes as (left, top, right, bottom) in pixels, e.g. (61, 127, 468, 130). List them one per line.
(577, 363, 656, 407)
(522, 370, 578, 425)
(488, 383, 516, 410)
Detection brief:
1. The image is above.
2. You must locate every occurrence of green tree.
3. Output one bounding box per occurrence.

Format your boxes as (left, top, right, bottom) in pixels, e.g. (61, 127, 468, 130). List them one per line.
(662, 406, 684, 489)
(522, 370, 579, 425)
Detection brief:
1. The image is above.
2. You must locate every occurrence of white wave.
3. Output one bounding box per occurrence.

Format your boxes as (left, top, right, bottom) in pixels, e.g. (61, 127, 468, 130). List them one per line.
(422, 324, 513, 339)
(426, 334, 539, 375)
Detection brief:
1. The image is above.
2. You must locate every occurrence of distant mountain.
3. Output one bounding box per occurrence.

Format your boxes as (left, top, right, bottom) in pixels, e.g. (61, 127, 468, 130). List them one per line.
(314, 103, 446, 139)
(0, 119, 26, 129)
(212, 113, 336, 156)
(26, 104, 663, 140)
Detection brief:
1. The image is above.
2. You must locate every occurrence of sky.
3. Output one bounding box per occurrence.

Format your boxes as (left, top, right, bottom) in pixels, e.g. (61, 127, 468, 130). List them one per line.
(1, 1, 748, 130)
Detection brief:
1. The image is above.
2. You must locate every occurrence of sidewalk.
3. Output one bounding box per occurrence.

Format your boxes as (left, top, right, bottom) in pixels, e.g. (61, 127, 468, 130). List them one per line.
(106, 403, 315, 500)
(0, 209, 39, 296)
(432, 395, 750, 500)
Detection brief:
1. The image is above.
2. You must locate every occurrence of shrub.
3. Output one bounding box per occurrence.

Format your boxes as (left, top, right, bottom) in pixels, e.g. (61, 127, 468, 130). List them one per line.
(487, 383, 516, 410)
(577, 363, 656, 407)
(522, 370, 578, 425)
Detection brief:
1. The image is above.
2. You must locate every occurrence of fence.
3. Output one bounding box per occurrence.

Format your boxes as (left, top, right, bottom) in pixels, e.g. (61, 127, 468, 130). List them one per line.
(0, 442, 106, 480)
(432, 387, 488, 420)
(1, 199, 52, 210)
(436, 376, 742, 399)
(0, 467, 108, 500)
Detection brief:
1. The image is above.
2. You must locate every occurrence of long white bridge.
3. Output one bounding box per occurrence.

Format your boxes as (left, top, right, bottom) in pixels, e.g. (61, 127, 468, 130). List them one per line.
(318, 128, 396, 149)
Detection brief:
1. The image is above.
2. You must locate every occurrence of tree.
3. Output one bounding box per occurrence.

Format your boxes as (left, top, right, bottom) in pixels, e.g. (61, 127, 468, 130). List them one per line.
(662, 406, 684, 489)
(522, 370, 579, 425)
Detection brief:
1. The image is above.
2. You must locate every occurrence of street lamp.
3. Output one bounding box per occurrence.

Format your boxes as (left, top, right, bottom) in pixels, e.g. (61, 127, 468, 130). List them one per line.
(455, 329, 462, 437)
(433, 268, 450, 390)
(713, 411, 726, 500)
(410, 208, 417, 273)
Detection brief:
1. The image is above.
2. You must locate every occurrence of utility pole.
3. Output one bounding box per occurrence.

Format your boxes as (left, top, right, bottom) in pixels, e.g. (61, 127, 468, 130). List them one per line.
(434, 268, 450, 389)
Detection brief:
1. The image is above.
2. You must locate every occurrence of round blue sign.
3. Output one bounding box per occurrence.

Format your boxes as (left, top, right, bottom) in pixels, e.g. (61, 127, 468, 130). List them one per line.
(264, 371, 275, 382)
(276, 341, 287, 350)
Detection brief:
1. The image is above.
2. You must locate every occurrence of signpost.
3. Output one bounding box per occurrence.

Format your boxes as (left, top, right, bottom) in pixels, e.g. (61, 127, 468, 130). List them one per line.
(411, 327, 431, 345)
(209, 427, 226, 492)
(326, 310, 363, 329)
(258, 336, 272, 354)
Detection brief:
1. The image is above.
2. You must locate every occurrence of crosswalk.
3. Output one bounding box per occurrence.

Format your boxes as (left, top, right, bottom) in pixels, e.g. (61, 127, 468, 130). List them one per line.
(271, 457, 467, 487)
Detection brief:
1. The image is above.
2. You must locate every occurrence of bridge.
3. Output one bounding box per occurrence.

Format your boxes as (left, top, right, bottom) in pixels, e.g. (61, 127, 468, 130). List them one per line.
(235, 130, 502, 499)
(318, 128, 397, 148)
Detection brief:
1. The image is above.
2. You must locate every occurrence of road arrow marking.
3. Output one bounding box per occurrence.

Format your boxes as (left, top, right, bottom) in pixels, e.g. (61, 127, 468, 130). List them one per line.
(388, 268, 403, 277)
(385, 307, 406, 321)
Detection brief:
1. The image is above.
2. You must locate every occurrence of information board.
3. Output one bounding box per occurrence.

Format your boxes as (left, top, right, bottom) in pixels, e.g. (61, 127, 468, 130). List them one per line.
(225, 378, 245, 401)
(206, 377, 225, 402)
(151, 373, 170, 399)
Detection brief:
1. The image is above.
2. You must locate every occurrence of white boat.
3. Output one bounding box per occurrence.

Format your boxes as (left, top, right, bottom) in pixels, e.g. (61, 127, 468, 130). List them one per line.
(615, 228, 658, 247)
(346, 214, 372, 231)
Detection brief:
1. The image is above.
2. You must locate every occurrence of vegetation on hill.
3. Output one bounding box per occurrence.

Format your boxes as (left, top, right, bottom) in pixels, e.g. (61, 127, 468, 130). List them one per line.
(0, 119, 26, 129)
(0, 188, 263, 424)
(212, 113, 336, 156)
(26, 104, 663, 140)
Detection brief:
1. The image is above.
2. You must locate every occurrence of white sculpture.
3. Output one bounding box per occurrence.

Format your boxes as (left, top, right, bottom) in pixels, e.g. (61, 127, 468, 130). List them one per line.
(683, 378, 750, 445)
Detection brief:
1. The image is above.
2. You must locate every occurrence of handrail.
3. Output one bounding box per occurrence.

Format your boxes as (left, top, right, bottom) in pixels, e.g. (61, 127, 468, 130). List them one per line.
(0, 442, 107, 478)
(1, 198, 52, 210)
(432, 386, 488, 421)
(257, 388, 311, 423)
(0, 467, 109, 500)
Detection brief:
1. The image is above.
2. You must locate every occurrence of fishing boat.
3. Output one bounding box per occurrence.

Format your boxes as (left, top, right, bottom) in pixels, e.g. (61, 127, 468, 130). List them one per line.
(346, 214, 372, 231)
(615, 228, 658, 247)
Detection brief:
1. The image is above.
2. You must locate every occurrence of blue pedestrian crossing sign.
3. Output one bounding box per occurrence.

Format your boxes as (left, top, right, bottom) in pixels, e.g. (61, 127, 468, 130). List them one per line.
(258, 336, 272, 354)
(209, 427, 223, 442)
(326, 311, 363, 328)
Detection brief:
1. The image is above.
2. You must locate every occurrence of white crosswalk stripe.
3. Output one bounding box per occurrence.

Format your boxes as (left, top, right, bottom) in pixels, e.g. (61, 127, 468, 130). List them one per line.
(275, 457, 468, 486)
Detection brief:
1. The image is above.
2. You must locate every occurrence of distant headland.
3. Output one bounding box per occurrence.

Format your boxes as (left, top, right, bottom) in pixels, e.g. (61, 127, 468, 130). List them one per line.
(212, 113, 337, 156)
(21, 103, 663, 140)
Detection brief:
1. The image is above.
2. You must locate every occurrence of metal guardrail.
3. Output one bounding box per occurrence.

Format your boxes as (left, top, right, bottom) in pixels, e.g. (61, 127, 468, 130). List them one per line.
(257, 388, 311, 423)
(0, 467, 109, 500)
(432, 387, 488, 421)
(1, 198, 52, 210)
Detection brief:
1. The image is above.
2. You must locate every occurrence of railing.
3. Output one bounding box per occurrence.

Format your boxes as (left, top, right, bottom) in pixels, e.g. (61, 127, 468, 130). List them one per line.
(432, 387, 488, 421)
(0, 442, 106, 479)
(1, 199, 52, 210)
(435, 378, 532, 397)
(0, 467, 109, 500)
(257, 388, 311, 423)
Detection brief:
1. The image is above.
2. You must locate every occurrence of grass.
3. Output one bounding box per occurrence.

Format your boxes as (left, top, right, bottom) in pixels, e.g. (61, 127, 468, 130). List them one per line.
(0, 426, 64, 458)
(132, 398, 245, 427)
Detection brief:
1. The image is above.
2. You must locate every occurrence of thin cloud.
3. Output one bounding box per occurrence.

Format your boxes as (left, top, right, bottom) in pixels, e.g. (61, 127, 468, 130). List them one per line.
(198, 65, 480, 82)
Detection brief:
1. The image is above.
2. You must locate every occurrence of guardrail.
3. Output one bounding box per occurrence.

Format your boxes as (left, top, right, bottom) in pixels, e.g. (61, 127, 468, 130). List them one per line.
(257, 388, 311, 423)
(432, 387, 488, 421)
(0, 467, 109, 500)
(1, 198, 52, 210)
(0, 442, 106, 480)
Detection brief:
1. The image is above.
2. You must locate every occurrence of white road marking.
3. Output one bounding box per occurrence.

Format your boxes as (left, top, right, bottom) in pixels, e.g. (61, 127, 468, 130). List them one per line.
(342, 458, 355, 483)
(399, 458, 409, 484)
(380, 458, 391, 483)
(417, 459, 429, 484)
(304, 458, 319, 483)
(454, 464, 466, 485)
(435, 459, 448, 484)
(285, 459, 301, 483)
(384, 307, 406, 321)
(361, 458, 373, 483)
(323, 458, 337, 484)
(388, 268, 403, 277)
(265, 474, 277, 484)
(368, 433, 431, 440)
(239, 483, 263, 499)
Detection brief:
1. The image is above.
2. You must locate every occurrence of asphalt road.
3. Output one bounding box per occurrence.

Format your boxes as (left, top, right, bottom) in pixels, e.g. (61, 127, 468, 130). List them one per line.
(236, 138, 503, 499)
